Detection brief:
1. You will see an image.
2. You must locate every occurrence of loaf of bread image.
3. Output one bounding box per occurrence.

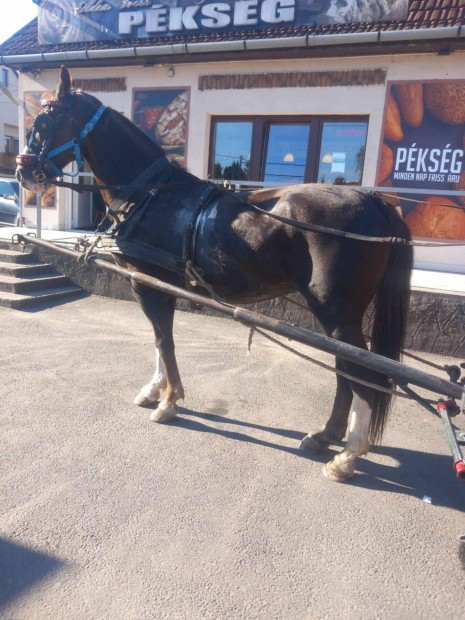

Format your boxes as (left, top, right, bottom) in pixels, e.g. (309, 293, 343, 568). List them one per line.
(41, 186, 56, 208)
(378, 143, 394, 183)
(384, 93, 403, 141)
(394, 84, 424, 127)
(424, 82, 465, 125)
(453, 171, 465, 207)
(155, 91, 188, 147)
(140, 107, 164, 132)
(405, 196, 465, 239)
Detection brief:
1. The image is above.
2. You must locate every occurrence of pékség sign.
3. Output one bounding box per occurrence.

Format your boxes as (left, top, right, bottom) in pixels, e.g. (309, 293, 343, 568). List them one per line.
(119, 0, 295, 35)
(36, 0, 408, 44)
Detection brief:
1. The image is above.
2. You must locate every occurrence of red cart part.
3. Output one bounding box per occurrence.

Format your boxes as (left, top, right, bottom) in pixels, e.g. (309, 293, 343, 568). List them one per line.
(454, 460, 465, 481)
(437, 402, 465, 481)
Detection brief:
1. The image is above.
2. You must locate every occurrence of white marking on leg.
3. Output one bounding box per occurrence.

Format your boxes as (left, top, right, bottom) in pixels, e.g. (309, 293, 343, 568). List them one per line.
(345, 395, 371, 456)
(134, 349, 167, 406)
(323, 396, 372, 481)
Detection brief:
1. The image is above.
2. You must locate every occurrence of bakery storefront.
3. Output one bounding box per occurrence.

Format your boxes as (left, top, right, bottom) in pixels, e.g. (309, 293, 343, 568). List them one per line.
(1, 0, 464, 273)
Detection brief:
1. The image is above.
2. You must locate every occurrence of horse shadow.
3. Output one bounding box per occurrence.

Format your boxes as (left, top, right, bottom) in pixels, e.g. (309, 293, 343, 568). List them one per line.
(0, 538, 65, 610)
(171, 406, 465, 512)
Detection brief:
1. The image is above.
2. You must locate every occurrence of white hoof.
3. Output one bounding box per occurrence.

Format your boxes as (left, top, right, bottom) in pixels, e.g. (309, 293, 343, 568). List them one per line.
(150, 402, 178, 423)
(133, 387, 161, 407)
(323, 452, 356, 482)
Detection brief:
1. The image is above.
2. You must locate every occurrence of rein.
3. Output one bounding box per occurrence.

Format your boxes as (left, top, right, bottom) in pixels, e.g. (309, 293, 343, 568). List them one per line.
(45, 172, 465, 247)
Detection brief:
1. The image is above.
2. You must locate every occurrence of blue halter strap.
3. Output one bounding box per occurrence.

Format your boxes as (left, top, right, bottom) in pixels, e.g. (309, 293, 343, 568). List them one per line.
(45, 103, 106, 178)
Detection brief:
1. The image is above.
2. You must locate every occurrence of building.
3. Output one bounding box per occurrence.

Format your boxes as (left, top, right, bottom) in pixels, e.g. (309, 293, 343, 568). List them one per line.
(0, 65, 19, 177)
(0, 0, 464, 273)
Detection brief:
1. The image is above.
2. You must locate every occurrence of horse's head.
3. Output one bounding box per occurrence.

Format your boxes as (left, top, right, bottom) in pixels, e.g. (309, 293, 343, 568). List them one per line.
(16, 66, 106, 193)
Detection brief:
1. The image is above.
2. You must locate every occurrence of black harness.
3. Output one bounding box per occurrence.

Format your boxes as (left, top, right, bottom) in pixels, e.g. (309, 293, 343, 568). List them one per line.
(107, 157, 222, 279)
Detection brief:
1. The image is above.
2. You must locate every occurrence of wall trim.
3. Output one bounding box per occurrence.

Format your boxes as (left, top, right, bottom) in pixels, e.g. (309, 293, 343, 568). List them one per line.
(199, 69, 386, 91)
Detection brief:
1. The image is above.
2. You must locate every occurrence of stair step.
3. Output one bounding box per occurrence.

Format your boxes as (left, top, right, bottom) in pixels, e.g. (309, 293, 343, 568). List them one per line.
(0, 286, 84, 309)
(0, 260, 53, 277)
(0, 273, 70, 294)
(0, 248, 34, 264)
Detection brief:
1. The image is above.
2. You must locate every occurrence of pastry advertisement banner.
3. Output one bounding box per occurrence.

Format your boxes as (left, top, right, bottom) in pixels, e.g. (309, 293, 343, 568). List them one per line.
(24, 92, 57, 210)
(36, 0, 408, 44)
(377, 81, 465, 240)
(133, 88, 189, 167)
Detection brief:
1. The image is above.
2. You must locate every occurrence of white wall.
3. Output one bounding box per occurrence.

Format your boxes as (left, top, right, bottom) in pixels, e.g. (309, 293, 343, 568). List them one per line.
(0, 66, 19, 174)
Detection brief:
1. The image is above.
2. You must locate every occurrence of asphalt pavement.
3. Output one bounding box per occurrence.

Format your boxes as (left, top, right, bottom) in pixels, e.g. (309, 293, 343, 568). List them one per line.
(1, 294, 464, 619)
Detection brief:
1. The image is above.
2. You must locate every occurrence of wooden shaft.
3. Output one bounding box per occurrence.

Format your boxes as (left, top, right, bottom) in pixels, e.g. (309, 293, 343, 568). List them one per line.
(19, 234, 465, 404)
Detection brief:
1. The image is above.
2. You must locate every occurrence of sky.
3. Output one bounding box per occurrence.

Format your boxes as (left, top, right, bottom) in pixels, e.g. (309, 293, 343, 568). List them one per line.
(0, 0, 38, 45)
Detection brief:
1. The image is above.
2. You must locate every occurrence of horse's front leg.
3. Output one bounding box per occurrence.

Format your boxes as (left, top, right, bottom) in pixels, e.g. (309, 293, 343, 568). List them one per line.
(132, 284, 184, 423)
(150, 334, 185, 423)
(134, 348, 167, 406)
(323, 394, 371, 482)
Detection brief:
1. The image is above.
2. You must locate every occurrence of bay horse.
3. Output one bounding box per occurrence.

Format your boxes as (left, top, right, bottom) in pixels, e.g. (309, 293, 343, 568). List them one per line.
(16, 67, 413, 482)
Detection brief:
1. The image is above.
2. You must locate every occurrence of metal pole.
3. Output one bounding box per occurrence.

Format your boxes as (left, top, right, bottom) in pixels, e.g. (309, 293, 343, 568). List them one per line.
(36, 193, 42, 239)
(17, 234, 465, 407)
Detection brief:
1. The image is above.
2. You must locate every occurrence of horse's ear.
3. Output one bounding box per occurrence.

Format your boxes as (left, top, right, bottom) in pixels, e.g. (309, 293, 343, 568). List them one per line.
(56, 66, 72, 100)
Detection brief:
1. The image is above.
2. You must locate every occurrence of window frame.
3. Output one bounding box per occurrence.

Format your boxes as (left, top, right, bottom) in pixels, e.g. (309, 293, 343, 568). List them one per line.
(209, 114, 369, 185)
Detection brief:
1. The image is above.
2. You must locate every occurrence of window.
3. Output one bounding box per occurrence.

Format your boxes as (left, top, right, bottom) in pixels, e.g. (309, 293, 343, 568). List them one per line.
(263, 123, 310, 184)
(1, 68, 8, 87)
(211, 121, 253, 181)
(4, 135, 19, 154)
(317, 122, 367, 185)
(210, 116, 368, 186)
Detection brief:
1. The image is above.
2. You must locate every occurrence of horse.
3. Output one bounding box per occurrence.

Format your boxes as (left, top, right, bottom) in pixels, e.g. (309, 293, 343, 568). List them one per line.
(16, 67, 413, 482)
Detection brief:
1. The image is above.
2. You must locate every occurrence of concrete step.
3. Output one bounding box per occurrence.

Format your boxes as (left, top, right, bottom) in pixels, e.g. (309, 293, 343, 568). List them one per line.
(0, 260, 54, 277)
(0, 273, 70, 294)
(0, 286, 85, 309)
(0, 248, 34, 264)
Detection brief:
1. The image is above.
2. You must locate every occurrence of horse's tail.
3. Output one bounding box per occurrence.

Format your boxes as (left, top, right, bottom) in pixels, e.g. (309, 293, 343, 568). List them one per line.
(369, 219, 413, 443)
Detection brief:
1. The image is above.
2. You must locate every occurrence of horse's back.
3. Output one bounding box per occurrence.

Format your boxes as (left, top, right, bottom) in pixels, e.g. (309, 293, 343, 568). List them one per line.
(247, 184, 409, 239)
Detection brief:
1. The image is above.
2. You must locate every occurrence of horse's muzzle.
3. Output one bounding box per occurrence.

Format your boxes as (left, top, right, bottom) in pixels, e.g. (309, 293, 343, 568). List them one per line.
(16, 153, 47, 188)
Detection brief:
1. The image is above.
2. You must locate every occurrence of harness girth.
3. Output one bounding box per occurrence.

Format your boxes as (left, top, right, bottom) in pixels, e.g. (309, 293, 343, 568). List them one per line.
(106, 158, 221, 285)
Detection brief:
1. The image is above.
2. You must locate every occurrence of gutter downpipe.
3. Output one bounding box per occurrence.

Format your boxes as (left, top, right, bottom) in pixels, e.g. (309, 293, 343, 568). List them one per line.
(1, 26, 463, 66)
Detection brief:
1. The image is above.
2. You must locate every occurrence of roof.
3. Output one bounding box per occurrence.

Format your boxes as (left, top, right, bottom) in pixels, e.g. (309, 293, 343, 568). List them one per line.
(1, 0, 464, 60)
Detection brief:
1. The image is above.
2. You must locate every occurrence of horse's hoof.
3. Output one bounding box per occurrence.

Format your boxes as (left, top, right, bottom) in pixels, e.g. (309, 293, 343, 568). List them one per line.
(150, 402, 178, 423)
(134, 389, 161, 407)
(323, 457, 355, 482)
(299, 434, 328, 453)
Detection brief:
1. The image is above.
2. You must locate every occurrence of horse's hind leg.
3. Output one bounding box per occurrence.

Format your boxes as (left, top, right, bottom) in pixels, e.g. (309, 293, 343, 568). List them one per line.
(300, 359, 352, 453)
(132, 283, 184, 423)
(323, 389, 373, 482)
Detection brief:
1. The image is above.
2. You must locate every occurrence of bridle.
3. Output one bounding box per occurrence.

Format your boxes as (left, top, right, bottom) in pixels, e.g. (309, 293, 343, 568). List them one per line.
(16, 93, 106, 183)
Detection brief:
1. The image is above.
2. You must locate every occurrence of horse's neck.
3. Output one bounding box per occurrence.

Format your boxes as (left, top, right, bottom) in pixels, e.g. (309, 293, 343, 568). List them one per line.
(83, 107, 165, 204)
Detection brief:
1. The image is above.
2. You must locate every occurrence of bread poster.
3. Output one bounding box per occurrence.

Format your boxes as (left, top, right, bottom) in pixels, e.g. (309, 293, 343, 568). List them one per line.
(24, 92, 57, 209)
(377, 81, 465, 240)
(133, 88, 190, 168)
